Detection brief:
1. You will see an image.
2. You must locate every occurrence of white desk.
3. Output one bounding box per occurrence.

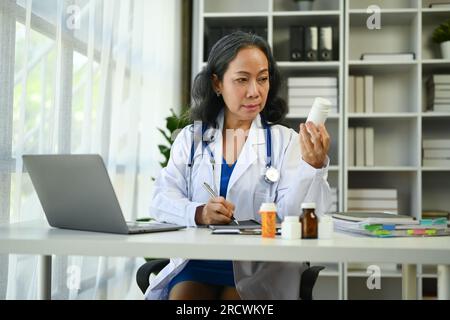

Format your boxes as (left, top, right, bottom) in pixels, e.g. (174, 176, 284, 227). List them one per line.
(1, 219, 449, 300)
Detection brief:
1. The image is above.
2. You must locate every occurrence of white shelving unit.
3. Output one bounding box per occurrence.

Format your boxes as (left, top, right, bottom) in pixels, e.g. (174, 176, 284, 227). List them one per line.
(192, 0, 450, 300)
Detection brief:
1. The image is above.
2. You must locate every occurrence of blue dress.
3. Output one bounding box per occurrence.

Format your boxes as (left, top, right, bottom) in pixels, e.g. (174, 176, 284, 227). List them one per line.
(167, 158, 236, 291)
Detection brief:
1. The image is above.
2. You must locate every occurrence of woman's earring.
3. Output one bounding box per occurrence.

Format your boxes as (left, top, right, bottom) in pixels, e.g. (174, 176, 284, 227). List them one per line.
(216, 91, 221, 97)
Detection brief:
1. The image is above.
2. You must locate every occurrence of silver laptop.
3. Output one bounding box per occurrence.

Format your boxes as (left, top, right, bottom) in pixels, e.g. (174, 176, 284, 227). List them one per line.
(23, 154, 185, 234)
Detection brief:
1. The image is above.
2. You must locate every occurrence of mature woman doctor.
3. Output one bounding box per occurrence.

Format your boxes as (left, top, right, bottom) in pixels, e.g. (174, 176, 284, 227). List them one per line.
(147, 31, 332, 300)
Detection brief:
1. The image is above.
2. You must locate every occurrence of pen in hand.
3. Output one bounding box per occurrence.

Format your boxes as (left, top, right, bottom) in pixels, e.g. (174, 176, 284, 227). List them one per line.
(202, 182, 239, 225)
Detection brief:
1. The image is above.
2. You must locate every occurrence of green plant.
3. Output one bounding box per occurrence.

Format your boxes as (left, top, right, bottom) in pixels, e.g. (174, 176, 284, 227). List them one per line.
(157, 107, 191, 168)
(432, 19, 450, 44)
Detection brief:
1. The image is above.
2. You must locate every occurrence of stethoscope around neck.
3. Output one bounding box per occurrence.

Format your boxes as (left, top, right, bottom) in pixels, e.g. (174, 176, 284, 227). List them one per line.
(187, 117, 280, 199)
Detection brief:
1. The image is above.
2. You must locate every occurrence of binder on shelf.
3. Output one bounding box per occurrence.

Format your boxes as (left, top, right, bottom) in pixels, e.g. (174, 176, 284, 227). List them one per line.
(319, 26, 333, 61)
(364, 127, 374, 166)
(348, 127, 355, 166)
(289, 26, 305, 61)
(355, 127, 365, 166)
(364, 75, 374, 113)
(305, 26, 318, 61)
(348, 76, 355, 113)
(355, 76, 364, 113)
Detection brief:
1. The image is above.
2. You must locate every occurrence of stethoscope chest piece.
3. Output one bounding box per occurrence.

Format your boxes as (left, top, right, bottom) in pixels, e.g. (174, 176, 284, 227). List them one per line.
(264, 166, 280, 184)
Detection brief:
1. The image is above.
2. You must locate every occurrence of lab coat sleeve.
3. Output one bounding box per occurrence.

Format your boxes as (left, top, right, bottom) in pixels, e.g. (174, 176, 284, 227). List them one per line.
(275, 129, 332, 219)
(149, 127, 204, 227)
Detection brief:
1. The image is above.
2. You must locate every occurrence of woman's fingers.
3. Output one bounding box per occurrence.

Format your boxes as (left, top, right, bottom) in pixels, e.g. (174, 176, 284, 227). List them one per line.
(211, 196, 235, 214)
(206, 203, 232, 224)
(306, 122, 325, 154)
(318, 124, 331, 152)
(299, 123, 313, 154)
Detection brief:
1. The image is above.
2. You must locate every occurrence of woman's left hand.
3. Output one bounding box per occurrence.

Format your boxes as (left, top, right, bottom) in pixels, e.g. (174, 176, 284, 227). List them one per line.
(299, 122, 330, 169)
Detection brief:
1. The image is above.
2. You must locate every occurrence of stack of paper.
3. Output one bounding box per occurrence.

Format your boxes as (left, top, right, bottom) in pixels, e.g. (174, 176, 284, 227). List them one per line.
(332, 212, 449, 237)
(287, 77, 338, 117)
(422, 139, 450, 167)
(426, 74, 450, 113)
(347, 189, 397, 213)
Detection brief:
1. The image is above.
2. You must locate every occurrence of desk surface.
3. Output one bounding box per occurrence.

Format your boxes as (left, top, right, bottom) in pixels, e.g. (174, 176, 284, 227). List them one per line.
(1, 220, 450, 264)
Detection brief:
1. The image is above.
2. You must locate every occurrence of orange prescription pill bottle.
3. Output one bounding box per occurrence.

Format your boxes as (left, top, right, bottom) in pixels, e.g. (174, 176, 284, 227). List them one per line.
(259, 202, 277, 238)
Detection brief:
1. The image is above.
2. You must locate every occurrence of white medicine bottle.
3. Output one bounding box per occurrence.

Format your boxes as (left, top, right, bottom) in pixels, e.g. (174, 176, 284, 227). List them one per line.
(307, 97, 331, 125)
(281, 216, 301, 240)
(319, 214, 334, 239)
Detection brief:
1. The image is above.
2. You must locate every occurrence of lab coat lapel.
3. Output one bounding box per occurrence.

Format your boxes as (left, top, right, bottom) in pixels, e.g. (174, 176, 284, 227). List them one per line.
(226, 115, 265, 192)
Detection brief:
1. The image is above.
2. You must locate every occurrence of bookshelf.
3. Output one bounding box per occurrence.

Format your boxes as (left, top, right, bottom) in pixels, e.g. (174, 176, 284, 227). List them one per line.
(192, 0, 450, 300)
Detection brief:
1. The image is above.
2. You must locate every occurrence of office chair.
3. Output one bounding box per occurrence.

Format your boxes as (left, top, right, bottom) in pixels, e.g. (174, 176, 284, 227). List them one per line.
(136, 259, 324, 300)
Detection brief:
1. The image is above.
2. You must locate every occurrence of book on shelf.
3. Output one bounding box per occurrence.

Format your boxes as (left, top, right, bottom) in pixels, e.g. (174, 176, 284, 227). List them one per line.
(422, 210, 450, 219)
(360, 52, 415, 61)
(347, 199, 398, 210)
(431, 104, 450, 112)
(355, 127, 365, 166)
(348, 127, 355, 166)
(432, 84, 450, 90)
(350, 75, 374, 113)
(423, 159, 450, 166)
(423, 139, 450, 149)
(348, 188, 397, 199)
(348, 127, 375, 167)
(364, 127, 374, 167)
(364, 75, 374, 113)
(355, 77, 364, 113)
(429, 3, 450, 8)
(428, 74, 450, 84)
(288, 77, 337, 87)
(423, 149, 450, 158)
(288, 87, 337, 97)
(348, 76, 355, 113)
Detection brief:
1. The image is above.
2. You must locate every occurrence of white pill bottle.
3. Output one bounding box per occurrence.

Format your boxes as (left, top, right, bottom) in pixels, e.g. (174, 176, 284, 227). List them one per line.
(306, 97, 332, 125)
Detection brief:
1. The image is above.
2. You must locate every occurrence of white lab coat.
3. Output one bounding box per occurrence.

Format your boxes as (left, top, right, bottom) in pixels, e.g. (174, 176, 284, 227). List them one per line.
(145, 110, 332, 300)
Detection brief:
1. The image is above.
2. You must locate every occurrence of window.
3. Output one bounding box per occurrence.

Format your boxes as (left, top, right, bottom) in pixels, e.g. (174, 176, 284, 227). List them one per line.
(0, 0, 184, 299)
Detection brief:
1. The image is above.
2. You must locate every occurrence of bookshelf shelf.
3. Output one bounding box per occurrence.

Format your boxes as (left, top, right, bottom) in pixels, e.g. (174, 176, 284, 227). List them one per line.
(421, 167, 450, 172)
(348, 113, 419, 118)
(194, 0, 446, 301)
(421, 8, 450, 13)
(349, 8, 418, 14)
(271, 10, 341, 17)
(203, 12, 269, 18)
(349, 61, 417, 66)
(347, 271, 403, 278)
(277, 61, 340, 70)
(348, 166, 419, 172)
(421, 112, 450, 118)
(349, 0, 418, 10)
